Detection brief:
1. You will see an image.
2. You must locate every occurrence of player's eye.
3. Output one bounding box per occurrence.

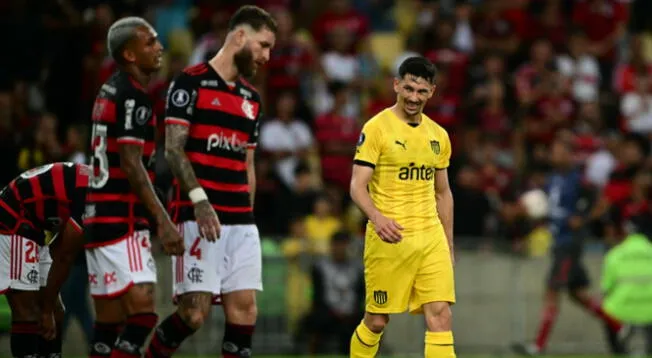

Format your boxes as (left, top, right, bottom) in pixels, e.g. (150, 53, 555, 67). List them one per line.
(260, 41, 271, 48)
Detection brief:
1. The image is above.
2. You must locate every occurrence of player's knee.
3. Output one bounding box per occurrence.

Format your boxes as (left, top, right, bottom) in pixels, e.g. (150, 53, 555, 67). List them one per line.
(124, 283, 156, 314)
(178, 307, 208, 330)
(364, 313, 389, 333)
(424, 302, 452, 332)
(226, 298, 258, 324)
(224, 292, 258, 324)
(568, 289, 586, 304)
(178, 293, 212, 330)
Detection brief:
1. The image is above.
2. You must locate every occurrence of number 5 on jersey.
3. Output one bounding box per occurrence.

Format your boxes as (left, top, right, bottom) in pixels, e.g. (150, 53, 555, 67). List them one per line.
(90, 123, 109, 189)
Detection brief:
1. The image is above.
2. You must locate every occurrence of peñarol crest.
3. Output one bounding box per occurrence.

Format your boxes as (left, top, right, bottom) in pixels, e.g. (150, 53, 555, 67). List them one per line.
(430, 140, 440, 154)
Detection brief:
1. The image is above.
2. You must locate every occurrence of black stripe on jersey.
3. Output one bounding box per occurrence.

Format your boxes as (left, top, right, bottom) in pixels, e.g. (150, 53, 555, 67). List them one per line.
(193, 165, 248, 185)
(187, 110, 256, 136)
(353, 160, 376, 169)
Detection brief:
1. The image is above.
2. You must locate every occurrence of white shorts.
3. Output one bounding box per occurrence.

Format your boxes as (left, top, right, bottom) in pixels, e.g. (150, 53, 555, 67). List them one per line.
(0, 235, 51, 293)
(172, 222, 262, 303)
(85, 230, 157, 298)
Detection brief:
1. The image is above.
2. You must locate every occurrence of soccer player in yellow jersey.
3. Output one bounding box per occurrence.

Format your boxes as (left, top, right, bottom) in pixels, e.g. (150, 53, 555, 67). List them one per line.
(349, 56, 455, 358)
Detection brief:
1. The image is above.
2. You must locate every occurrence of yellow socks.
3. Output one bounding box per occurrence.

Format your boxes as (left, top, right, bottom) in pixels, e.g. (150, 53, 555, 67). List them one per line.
(425, 331, 456, 358)
(349, 321, 382, 357)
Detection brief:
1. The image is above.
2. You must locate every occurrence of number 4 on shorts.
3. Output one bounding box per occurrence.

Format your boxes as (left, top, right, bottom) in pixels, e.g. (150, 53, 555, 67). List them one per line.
(190, 237, 202, 260)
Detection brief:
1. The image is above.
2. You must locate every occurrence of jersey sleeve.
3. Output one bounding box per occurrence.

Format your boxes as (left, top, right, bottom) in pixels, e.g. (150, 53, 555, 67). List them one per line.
(164, 73, 196, 127)
(434, 129, 452, 170)
(353, 120, 383, 168)
(115, 93, 153, 146)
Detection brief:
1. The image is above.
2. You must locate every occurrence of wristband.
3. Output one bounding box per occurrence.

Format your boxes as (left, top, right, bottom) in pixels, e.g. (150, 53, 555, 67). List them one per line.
(188, 187, 208, 204)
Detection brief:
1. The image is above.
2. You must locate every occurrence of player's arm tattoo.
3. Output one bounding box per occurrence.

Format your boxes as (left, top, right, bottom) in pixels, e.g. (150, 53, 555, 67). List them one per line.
(246, 148, 256, 207)
(119, 143, 169, 223)
(164, 124, 201, 193)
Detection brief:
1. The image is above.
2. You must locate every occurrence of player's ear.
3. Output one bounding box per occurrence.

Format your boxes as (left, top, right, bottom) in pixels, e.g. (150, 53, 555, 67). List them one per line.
(393, 78, 401, 94)
(428, 84, 437, 99)
(235, 27, 248, 48)
(122, 48, 136, 63)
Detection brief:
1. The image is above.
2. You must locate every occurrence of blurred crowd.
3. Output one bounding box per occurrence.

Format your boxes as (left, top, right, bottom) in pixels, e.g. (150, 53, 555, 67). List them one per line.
(1, 0, 652, 352)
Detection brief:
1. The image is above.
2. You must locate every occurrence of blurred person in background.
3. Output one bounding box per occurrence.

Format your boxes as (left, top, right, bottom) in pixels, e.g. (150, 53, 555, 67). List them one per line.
(260, 90, 314, 190)
(601, 209, 652, 355)
(304, 195, 342, 256)
(585, 131, 620, 189)
(452, 165, 491, 239)
(0, 92, 19, 186)
(60, 123, 94, 346)
(513, 138, 627, 356)
(276, 162, 320, 236)
(300, 231, 363, 355)
(620, 75, 652, 134)
(557, 29, 601, 104)
(613, 33, 652, 96)
(314, 81, 360, 193)
(65, 122, 88, 164)
(572, 0, 628, 87)
(282, 216, 313, 341)
(17, 113, 64, 172)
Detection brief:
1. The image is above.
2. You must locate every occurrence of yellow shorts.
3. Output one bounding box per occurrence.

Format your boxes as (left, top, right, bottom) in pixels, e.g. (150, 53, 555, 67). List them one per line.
(364, 224, 455, 314)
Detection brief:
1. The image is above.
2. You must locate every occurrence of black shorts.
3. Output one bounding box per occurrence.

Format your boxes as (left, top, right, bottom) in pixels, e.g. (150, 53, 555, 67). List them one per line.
(547, 245, 590, 291)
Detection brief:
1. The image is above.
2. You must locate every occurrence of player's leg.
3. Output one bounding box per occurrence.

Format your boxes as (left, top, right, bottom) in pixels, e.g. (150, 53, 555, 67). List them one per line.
(37, 245, 65, 358)
(146, 221, 218, 357)
(567, 263, 627, 354)
(512, 249, 568, 356)
(567, 265, 622, 333)
(113, 231, 159, 358)
(410, 226, 456, 358)
(220, 225, 263, 358)
(86, 246, 125, 358)
(7, 290, 41, 358)
(90, 298, 125, 358)
(350, 312, 388, 358)
(1, 235, 42, 358)
(350, 230, 416, 358)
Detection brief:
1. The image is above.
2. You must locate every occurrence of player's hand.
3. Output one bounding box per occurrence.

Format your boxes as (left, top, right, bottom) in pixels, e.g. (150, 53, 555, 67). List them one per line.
(39, 311, 56, 341)
(194, 200, 221, 241)
(371, 214, 403, 243)
(158, 219, 185, 256)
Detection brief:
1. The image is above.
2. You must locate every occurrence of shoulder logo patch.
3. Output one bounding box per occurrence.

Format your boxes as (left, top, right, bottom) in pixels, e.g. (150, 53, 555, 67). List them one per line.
(171, 89, 190, 107)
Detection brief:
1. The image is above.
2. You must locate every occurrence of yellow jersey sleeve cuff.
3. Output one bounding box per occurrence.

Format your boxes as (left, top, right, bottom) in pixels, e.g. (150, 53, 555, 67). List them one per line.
(353, 159, 376, 169)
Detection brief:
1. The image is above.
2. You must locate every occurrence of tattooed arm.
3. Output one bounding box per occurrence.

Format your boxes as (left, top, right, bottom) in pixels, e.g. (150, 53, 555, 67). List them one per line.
(164, 124, 200, 192)
(119, 143, 184, 255)
(165, 123, 221, 240)
(119, 143, 169, 223)
(246, 148, 256, 208)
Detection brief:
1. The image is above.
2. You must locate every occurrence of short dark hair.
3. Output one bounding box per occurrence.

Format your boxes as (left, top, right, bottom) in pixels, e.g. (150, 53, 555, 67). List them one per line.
(228, 5, 278, 34)
(107, 17, 153, 64)
(398, 56, 437, 84)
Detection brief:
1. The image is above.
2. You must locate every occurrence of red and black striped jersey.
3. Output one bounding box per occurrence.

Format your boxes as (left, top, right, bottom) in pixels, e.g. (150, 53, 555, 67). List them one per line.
(165, 63, 261, 225)
(0, 162, 89, 246)
(85, 70, 157, 247)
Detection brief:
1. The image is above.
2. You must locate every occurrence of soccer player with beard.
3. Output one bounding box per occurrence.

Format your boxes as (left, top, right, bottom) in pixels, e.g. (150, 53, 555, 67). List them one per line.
(85, 17, 184, 358)
(145, 6, 276, 358)
(349, 57, 456, 358)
